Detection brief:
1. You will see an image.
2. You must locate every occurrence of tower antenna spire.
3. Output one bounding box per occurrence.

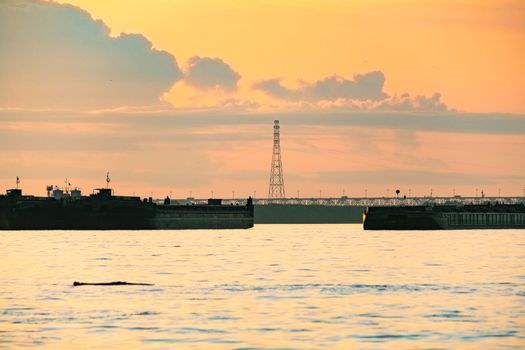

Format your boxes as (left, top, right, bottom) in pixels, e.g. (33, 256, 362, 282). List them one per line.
(106, 172, 111, 189)
(268, 120, 285, 199)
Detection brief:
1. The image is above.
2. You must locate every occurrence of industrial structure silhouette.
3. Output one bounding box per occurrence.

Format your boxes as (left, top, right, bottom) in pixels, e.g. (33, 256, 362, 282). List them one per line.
(268, 120, 286, 199)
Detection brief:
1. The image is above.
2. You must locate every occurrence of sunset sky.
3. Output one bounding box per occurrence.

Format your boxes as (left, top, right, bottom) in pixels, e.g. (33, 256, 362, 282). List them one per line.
(1, 0, 524, 198)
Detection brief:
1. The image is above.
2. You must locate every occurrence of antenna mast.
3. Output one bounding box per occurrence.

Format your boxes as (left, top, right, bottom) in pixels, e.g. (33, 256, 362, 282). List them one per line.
(268, 120, 286, 199)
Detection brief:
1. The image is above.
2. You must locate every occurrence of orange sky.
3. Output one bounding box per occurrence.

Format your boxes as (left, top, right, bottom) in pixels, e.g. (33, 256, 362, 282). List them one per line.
(0, 0, 524, 197)
(56, 0, 525, 114)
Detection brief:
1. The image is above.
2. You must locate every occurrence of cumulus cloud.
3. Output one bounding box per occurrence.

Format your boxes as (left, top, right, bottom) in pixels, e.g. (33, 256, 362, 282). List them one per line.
(313, 92, 449, 112)
(252, 79, 293, 99)
(375, 93, 448, 112)
(220, 98, 260, 110)
(184, 56, 241, 91)
(253, 71, 451, 112)
(253, 71, 388, 101)
(0, 0, 182, 110)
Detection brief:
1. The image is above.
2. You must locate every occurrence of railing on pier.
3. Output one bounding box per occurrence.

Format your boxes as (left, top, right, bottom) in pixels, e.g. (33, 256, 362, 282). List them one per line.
(167, 196, 525, 207)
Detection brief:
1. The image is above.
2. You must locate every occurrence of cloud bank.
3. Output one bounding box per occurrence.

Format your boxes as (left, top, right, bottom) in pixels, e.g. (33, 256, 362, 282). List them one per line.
(184, 56, 241, 92)
(253, 71, 388, 101)
(0, 0, 182, 109)
(252, 71, 451, 112)
(313, 92, 449, 112)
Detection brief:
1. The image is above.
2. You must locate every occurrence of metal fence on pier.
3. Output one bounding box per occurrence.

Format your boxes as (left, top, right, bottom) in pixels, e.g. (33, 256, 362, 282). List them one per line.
(169, 196, 525, 207)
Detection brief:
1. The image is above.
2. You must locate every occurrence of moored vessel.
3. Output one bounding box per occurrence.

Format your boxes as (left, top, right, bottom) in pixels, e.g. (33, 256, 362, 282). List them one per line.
(0, 186, 254, 230)
(363, 203, 525, 230)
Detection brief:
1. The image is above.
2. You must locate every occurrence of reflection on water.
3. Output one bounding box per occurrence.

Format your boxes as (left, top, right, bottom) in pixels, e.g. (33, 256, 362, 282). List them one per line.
(1, 224, 524, 349)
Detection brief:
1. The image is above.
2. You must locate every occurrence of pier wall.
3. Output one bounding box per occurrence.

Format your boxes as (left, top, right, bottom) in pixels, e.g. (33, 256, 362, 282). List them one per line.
(255, 204, 364, 224)
(443, 212, 525, 228)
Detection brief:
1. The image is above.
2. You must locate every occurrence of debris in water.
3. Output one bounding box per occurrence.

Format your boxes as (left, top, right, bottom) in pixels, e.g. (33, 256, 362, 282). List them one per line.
(73, 281, 153, 286)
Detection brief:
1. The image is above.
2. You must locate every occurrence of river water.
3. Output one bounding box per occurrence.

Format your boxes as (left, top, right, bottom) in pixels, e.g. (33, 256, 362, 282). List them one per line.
(1, 224, 524, 349)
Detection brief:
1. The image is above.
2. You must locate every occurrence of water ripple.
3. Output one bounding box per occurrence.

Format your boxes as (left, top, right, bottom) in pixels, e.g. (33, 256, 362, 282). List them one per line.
(1, 226, 524, 349)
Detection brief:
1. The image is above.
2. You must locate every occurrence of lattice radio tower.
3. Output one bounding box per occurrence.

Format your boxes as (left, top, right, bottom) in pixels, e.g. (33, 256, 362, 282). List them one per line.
(268, 120, 286, 198)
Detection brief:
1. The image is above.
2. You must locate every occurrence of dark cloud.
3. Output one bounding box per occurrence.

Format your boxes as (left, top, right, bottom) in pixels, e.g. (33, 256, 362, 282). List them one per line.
(184, 56, 241, 91)
(1, 109, 524, 135)
(253, 71, 388, 101)
(0, 0, 182, 109)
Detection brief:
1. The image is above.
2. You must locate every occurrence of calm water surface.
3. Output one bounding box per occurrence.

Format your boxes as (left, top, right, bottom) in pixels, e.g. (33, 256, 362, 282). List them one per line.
(1, 224, 524, 349)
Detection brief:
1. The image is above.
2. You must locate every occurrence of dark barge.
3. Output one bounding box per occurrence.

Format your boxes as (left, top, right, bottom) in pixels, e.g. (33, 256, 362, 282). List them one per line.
(363, 203, 525, 230)
(0, 188, 254, 230)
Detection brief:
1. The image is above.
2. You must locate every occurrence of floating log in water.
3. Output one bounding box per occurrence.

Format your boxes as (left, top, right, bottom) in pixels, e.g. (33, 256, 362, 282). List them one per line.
(73, 281, 153, 286)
